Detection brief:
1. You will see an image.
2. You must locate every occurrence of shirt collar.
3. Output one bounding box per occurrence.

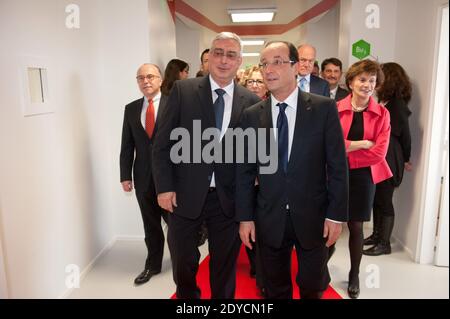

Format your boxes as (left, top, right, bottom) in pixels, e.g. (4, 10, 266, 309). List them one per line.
(338, 94, 382, 116)
(298, 73, 311, 83)
(145, 91, 161, 104)
(271, 87, 299, 111)
(209, 74, 234, 97)
(330, 86, 338, 96)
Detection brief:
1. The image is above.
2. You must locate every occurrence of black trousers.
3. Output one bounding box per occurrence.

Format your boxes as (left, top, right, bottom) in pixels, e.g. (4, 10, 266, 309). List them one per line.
(136, 185, 168, 271)
(167, 190, 241, 299)
(373, 179, 396, 217)
(259, 212, 330, 299)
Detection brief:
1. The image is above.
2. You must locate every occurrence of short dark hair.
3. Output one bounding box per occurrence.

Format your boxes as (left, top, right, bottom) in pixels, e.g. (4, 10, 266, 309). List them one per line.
(265, 41, 299, 63)
(321, 58, 343, 72)
(345, 59, 384, 90)
(200, 49, 210, 63)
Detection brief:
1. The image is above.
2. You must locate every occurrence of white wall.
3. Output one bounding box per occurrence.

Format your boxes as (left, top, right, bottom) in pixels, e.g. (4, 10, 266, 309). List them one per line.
(175, 17, 202, 77)
(0, 0, 175, 298)
(0, 196, 8, 298)
(148, 0, 177, 72)
(393, 0, 449, 262)
(345, 0, 397, 66)
(304, 5, 340, 65)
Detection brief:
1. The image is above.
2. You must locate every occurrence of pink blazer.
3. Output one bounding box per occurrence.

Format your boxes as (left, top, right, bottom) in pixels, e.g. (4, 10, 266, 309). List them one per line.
(337, 95, 393, 184)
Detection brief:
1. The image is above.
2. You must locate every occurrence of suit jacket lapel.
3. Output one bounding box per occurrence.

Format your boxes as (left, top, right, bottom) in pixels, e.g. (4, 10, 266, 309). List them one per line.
(153, 94, 167, 137)
(134, 97, 147, 134)
(229, 84, 246, 128)
(197, 76, 215, 128)
(289, 90, 313, 168)
(259, 98, 273, 156)
(156, 94, 166, 122)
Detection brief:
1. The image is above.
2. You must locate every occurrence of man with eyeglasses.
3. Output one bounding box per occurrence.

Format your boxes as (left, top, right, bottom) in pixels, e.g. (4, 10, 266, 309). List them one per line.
(152, 32, 260, 299)
(237, 41, 348, 299)
(297, 44, 330, 97)
(120, 63, 168, 286)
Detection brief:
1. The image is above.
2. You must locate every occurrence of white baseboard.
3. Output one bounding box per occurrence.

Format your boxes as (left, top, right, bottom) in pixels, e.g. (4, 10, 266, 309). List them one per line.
(59, 236, 118, 299)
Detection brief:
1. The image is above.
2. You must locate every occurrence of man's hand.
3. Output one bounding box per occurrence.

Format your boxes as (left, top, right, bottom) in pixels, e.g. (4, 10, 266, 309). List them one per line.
(323, 220, 342, 247)
(121, 180, 133, 192)
(239, 221, 256, 250)
(157, 192, 177, 213)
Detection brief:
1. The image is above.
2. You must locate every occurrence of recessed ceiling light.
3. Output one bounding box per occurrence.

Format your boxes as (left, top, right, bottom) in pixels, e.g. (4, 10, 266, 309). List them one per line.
(242, 53, 260, 57)
(228, 8, 276, 23)
(242, 39, 265, 46)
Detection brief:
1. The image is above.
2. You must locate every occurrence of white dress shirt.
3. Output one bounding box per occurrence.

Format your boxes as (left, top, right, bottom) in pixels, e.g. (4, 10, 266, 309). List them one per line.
(297, 74, 311, 93)
(270, 89, 299, 159)
(209, 75, 234, 187)
(330, 86, 338, 100)
(140, 92, 161, 129)
(270, 88, 340, 223)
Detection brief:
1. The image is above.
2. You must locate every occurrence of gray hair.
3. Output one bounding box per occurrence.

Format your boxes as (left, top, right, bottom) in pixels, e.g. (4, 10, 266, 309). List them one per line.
(210, 32, 243, 56)
(297, 44, 317, 57)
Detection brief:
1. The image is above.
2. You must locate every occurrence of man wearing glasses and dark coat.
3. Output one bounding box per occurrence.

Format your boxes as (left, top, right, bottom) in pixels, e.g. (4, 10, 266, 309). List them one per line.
(152, 32, 260, 299)
(120, 63, 168, 286)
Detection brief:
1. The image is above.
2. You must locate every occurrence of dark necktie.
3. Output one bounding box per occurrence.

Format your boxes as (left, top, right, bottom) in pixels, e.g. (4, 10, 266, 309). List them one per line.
(277, 102, 289, 173)
(214, 89, 226, 131)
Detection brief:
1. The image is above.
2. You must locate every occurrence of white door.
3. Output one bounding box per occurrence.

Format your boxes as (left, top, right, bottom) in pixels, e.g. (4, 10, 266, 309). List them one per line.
(0, 196, 8, 298)
(434, 5, 449, 267)
(435, 100, 449, 267)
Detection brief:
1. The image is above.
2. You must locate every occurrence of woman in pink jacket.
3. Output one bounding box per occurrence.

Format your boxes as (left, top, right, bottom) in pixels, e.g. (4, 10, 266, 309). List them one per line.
(337, 60, 392, 299)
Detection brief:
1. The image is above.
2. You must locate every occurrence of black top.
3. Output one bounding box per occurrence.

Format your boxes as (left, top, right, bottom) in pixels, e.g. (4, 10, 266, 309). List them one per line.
(384, 98, 412, 186)
(348, 111, 365, 141)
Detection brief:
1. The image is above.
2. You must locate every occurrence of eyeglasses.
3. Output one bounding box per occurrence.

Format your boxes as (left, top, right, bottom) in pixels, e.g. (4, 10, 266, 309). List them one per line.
(136, 74, 160, 82)
(211, 48, 239, 61)
(299, 58, 315, 65)
(246, 79, 264, 86)
(259, 59, 296, 69)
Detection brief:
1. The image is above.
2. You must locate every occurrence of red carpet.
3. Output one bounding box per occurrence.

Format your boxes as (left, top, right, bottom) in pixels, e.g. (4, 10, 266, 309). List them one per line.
(171, 244, 342, 299)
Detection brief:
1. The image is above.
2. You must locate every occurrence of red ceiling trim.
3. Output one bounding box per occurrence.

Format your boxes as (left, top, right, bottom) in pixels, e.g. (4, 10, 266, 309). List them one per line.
(167, 0, 176, 23)
(174, 0, 340, 36)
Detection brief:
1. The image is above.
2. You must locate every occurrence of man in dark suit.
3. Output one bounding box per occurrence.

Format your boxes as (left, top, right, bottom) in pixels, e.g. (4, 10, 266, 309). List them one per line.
(321, 58, 350, 102)
(237, 41, 348, 299)
(120, 63, 168, 285)
(297, 44, 330, 97)
(152, 32, 260, 299)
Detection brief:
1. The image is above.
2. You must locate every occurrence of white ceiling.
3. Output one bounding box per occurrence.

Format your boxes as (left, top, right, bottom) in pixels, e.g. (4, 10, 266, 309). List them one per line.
(175, 0, 331, 67)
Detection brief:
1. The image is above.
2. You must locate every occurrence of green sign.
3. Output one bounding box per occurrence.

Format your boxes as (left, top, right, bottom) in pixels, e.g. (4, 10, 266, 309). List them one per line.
(352, 39, 371, 60)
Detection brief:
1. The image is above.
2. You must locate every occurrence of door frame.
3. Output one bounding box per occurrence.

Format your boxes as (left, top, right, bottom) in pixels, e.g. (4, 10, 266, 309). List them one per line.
(416, 4, 449, 265)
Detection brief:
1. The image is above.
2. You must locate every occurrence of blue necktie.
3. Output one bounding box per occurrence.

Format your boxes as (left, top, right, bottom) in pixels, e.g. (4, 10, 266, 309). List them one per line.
(214, 89, 225, 131)
(299, 77, 307, 92)
(277, 102, 289, 173)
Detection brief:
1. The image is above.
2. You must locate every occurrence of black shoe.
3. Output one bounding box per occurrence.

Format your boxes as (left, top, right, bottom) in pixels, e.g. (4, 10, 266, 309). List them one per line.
(363, 242, 391, 256)
(363, 233, 379, 246)
(347, 273, 360, 299)
(300, 289, 324, 299)
(134, 269, 161, 285)
(256, 285, 266, 298)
